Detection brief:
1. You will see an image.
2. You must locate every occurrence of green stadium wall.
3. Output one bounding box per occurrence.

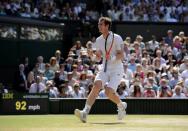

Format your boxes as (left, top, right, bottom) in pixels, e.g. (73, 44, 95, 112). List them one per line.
(49, 98, 188, 115)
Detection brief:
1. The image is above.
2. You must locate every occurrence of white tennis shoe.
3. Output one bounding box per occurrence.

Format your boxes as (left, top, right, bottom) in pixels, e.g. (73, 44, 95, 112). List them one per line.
(74, 109, 87, 123)
(117, 102, 127, 121)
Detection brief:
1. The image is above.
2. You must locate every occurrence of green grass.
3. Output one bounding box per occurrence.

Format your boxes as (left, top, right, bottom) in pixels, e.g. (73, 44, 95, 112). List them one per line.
(0, 115, 188, 131)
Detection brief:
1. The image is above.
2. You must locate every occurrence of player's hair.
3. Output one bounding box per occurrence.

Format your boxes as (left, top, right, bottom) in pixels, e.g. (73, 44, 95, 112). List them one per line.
(99, 17, 112, 30)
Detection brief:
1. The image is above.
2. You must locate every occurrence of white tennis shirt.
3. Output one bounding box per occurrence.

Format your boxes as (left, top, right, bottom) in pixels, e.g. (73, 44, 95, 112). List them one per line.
(93, 31, 124, 71)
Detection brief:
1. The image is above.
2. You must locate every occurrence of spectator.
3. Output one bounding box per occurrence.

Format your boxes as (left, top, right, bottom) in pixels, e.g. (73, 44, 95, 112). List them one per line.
(165, 30, 173, 46)
(72, 83, 85, 98)
(153, 58, 162, 74)
(76, 59, 84, 72)
(134, 64, 145, 82)
(80, 50, 90, 65)
(22, 57, 31, 77)
(135, 35, 145, 49)
(29, 76, 46, 93)
(86, 41, 93, 50)
(73, 40, 84, 56)
(123, 62, 133, 82)
(85, 83, 93, 97)
(45, 80, 59, 98)
(179, 31, 185, 43)
(155, 49, 166, 65)
(59, 83, 72, 98)
(64, 57, 74, 72)
(143, 84, 156, 98)
(125, 37, 132, 45)
(169, 67, 182, 89)
(172, 85, 186, 98)
(173, 36, 182, 50)
(53, 71, 64, 89)
(59, 64, 68, 81)
(158, 79, 172, 97)
(166, 52, 176, 66)
(147, 35, 159, 52)
(1, 0, 188, 22)
(142, 50, 151, 64)
(49, 57, 59, 72)
(72, 64, 81, 80)
(117, 79, 129, 98)
(181, 57, 188, 80)
(128, 55, 137, 73)
(59, 84, 67, 98)
(160, 65, 172, 79)
(141, 58, 149, 74)
(172, 36, 182, 60)
(130, 83, 143, 97)
(44, 63, 55, 80)
(14, 64, 28, 92)
(27, 71, 35, 90)
(179, 56, 188, 73)
(37, 56, 45, 73)
(133, 41, 142, 61)
(32, 63, 40, 78)
(184, 79, 188, 97)
(67, 72, 76, 87)
(122, 41, 130, 61)
(145, 76, 159, 95)
(55, 50, 64, 65)
(79, 71, 89, 90)
(83, 64, 93, 76)
(38, 71, 48, 85)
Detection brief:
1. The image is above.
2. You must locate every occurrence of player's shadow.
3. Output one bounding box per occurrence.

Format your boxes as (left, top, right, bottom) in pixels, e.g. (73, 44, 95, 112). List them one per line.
(90, 122, 125, 125)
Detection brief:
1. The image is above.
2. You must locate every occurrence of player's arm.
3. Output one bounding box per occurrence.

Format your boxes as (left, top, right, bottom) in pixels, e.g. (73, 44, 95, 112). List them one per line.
(91, 38, 102, 62)
(88, 49, 102, 62)
(113, 35, 124, 61)
(95, 50, 102, 62)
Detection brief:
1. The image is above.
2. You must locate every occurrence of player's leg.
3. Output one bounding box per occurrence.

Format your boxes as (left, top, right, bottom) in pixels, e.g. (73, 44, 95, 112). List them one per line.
(74, 71, 107, 122)
(74, 81, 102, 122)
(104, 71, 127, 120)
(104, 87, 121, 104)
(104, 87, 127, 120)
(83, 80, 102, 113)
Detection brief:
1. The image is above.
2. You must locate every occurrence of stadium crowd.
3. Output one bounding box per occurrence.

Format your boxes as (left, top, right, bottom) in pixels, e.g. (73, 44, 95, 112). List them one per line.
(0, 0, 188, 99)
(0, 25, 63, 40)
(11, 29, 188, 99)
(0, 0, 188, 22)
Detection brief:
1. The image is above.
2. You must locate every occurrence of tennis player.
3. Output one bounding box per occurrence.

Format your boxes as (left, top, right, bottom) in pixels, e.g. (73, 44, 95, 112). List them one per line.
(74, 17, 127, 123)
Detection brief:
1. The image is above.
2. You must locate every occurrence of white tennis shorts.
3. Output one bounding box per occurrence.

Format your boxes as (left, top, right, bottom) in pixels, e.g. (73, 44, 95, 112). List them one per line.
(94, 69, 124, 91)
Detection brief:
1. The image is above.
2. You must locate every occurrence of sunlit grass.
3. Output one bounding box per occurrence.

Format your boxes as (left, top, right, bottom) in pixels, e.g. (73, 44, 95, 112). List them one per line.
(0, 115, 188, 131)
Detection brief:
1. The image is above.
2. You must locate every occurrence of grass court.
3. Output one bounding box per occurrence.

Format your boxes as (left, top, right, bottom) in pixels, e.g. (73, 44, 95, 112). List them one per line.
(0, 115, 188, 131)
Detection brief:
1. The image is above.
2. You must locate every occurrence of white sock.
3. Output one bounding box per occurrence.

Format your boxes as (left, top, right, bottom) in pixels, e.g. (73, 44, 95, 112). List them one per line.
(83, 104, 91, 114)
